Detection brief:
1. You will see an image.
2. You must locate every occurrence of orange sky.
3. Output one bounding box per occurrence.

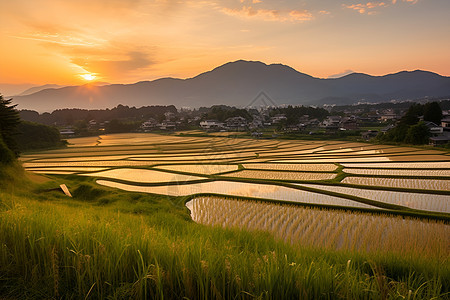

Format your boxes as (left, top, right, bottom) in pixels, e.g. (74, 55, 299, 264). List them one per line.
(1, 0, 449, 94)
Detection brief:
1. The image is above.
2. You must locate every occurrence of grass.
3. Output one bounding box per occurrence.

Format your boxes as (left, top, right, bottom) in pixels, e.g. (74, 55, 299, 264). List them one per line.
(9, 135, 450, 298)
(1, 165, 449, 299)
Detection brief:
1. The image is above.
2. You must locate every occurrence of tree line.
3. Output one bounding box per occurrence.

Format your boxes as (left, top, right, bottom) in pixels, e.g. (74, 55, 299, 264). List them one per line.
(1, 95, 65, 163)
(377, 102, 443, 145)
(20, 104, 177, 126)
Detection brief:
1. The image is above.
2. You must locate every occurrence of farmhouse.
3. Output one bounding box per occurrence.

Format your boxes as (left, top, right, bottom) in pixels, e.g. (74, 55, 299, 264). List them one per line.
(141, 118, 158, 131)
(429, 136, 450, 146)
(361, 130, 378, 140)
(225, 116, 248, 130)
(200, 120, 224, 130)
(423, 121, 443, 136)
(441, 116, 450, 129)
(270, 114, 287, 124)
(341, 118, 359, 130)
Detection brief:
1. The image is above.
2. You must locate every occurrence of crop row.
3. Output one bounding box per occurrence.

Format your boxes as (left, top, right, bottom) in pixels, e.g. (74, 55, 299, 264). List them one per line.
(343, 168, 450, 177)
(224, 170, 336, 181)
(342, 177, 450, 191)
(341, 162, 450, 169)
(188, 196, 449, 259)
(243, 163, 337, 172)
(155, 164, 238, 175)
(301, 184, 450, 213)
(82, 168, 205, 183)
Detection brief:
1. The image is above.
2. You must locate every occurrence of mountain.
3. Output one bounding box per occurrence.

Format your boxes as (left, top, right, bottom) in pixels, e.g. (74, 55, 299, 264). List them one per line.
(12, 60, 450, 112)
(17, 84, 66, 96)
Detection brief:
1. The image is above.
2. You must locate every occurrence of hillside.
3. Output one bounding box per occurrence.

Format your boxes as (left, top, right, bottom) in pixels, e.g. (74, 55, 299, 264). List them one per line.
(11, 60, 450, 112)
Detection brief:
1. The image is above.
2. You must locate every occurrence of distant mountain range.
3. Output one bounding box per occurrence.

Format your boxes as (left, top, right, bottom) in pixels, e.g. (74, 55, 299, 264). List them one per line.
(17, 84, 66, 96)
(11, 60, 450, 112)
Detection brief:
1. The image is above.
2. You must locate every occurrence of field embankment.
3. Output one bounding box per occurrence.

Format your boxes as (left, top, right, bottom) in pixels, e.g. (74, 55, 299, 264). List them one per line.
(1, 134, 449, 298)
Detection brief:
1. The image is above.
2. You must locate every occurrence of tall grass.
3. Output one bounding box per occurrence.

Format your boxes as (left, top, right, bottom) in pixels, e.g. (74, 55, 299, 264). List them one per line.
(1, 172, 449, 299)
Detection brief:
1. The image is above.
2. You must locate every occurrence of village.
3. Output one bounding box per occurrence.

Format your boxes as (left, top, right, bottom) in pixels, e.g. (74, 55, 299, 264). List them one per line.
(19, 100, 450, 146)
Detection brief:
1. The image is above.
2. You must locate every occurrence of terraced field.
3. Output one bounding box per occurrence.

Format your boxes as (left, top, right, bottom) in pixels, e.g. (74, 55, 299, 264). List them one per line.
(22, 133, 450, 256)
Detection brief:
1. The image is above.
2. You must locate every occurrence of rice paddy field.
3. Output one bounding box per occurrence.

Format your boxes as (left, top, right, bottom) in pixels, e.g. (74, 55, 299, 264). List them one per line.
(3, 133, 450, 298)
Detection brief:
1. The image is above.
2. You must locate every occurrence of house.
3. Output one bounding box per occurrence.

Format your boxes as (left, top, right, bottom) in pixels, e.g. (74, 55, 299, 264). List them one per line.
(225, 116, 248, 130)
(361, 130, 378, 140)
(157, 122, 176, 130)
(423, 121, 443, 136)
(88, 119, 98, 130)
(141, 118, 157, 131)
(306, 118, 320, 127)
(322, 116, 341, 127)
(429, 136, 450, 146)
(379, 109, 399, 122)
(441, 117, 450, 129)
(59, 128, 75, 137)
(270, 114, 287, 124)
(200, 120, 224, 131)
(249, 115, 264, 129)
(341, 118, 359, 130)
(164, 111, 175, 121)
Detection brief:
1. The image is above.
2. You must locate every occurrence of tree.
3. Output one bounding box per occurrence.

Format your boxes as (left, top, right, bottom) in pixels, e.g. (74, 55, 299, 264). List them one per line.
(0, 135, 14, 164)
(404, 121, 430, 145)
(423, 102, 442, 124)
(0, 95, 21, 157)
(398, 103, 423, 127)
(15, 121, 64, 151)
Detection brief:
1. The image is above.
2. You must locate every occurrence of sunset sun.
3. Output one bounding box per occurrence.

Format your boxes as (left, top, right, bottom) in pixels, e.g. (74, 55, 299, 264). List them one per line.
(80, 73, 96, 81)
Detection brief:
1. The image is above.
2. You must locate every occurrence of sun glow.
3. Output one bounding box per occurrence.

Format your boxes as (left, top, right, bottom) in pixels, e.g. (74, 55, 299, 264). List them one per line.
(80, 73, 96, 81)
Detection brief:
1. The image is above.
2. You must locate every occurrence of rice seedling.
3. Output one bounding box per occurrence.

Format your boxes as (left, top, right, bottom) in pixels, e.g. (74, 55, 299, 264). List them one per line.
(82, 168, 206, 183)
(343, 168, 450, 177)
(32, 155, 133, 162)
(130, 152, 255, 161)
(25, 167, 110, 172)
(272, 157, 392, 163)
(23, 161, 157, 167)
(2, 182, 447, 299)
(96, 180, 379, 209)
(342, 177, 450, 191)
(32, 171, 76, 175)
(224, 170, 336, 181)
(300, 184, 450, 213)
(387, 155, 450, 161)
(243, 163, 337, 172)
(312, 142, 368, 151)
(316, 146, 420, 155)
(155, 164, 238, 175)
(4, 134, 450, 299)
(188, 196, 450, 259)
(341, 162, 450, 168)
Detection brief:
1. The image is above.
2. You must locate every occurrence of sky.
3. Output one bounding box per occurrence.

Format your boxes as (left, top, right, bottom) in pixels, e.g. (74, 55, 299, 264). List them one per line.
(1, 0, 449, 94)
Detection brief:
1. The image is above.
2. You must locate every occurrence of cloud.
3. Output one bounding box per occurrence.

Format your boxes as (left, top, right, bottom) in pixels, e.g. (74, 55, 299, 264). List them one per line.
(221, 6, 314, 22)
(289, 10, 314, 22)
(392, 0, 419, 3)
(344, 0, 418, 14)
(327, 70, 355, 78)
(344, 2, 387, 14)
(71, 51, 154, 76)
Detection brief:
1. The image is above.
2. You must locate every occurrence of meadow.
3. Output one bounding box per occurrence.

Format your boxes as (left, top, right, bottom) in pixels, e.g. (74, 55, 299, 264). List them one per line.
(1, 132, 449, 298)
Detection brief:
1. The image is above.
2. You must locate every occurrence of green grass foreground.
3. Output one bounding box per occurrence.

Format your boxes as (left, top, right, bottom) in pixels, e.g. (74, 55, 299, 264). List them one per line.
(0, 164, 449, 299)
